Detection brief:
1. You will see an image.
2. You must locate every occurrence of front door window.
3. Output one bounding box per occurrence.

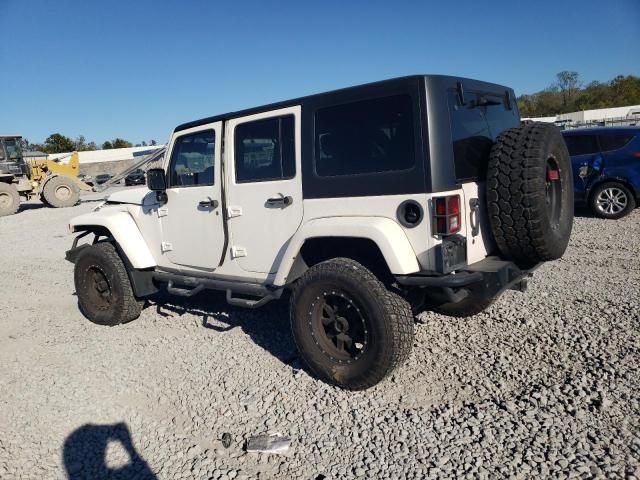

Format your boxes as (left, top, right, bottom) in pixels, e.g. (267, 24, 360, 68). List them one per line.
(168, 131, 215, 187)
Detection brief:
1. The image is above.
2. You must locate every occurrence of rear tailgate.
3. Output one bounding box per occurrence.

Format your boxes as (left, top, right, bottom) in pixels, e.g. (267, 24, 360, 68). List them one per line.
(444, 79, 520, 264)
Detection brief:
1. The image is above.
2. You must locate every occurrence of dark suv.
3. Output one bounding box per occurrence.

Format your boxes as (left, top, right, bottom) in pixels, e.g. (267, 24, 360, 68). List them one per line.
(563, 127, 640, 219)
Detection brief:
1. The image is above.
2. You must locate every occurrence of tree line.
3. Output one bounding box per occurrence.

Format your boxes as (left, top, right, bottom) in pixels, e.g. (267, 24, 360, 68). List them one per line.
(24, 134, 158, 154)
(517, 72, 640, 118)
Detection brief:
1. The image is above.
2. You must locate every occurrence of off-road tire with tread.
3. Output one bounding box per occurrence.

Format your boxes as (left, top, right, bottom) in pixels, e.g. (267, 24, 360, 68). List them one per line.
(0, 182, 20, 217)
(487, 122, 573, 268)
(290, 257, 414, 390)
(74, 242, 143, 326)
(589, 181, 636, 219)
(42, 175, 80, 208)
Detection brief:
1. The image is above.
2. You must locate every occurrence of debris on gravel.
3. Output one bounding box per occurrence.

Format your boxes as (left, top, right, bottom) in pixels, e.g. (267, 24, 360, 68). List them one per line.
(0, 195, 638, 479)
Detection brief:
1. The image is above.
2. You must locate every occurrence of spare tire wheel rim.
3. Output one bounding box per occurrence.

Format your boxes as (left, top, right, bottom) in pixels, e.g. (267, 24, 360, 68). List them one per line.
(309, 291, 369, 363)
(55, 184, 72, 200)
(596, 187, 627, 215)
(545, 156, 562, 229)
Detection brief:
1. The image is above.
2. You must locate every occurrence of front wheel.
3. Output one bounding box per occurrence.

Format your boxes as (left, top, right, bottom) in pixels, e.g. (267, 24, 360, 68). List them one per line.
(290, 258, 414, 390)
(74, 242, 142, 325)
(590, 182, 636, 219)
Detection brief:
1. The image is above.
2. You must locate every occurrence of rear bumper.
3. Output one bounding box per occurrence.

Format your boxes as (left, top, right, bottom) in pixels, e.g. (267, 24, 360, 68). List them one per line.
(395, 256, 538, 298)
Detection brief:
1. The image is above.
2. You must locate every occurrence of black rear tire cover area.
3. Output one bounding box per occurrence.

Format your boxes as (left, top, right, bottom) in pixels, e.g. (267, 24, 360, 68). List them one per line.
(487, 122, 573, 268)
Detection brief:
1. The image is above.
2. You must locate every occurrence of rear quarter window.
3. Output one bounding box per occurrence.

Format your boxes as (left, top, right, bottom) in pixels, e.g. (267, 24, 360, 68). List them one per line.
(314, 94, 415, 177)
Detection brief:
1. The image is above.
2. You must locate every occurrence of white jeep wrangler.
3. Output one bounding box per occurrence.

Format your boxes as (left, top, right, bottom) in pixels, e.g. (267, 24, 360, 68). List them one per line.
(66, 75, 573, 390)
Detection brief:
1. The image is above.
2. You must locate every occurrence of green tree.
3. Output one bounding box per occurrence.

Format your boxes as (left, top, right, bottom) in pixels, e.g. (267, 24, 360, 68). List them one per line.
(517, 73, 640, 117)
(43, 133, 75, 153)
(74, 135, 97, 151)
(102, 141, 113, 149)
(111, 138, 133, 149)
(554, 71, 580, 110)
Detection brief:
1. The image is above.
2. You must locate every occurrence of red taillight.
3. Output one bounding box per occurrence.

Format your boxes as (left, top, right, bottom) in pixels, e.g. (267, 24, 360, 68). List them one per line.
(633, 151, 640, 159)
(433, 195, 462, 235)
(448, 195, 460, 214)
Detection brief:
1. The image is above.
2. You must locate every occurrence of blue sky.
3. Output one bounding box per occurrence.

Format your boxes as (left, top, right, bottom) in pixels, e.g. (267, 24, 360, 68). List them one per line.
(1, 0, 638, 145)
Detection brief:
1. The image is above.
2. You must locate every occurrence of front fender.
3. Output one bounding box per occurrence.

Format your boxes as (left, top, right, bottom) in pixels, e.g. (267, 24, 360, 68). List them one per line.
(273, 216, 420, 286)
(69, 210, 156, 269)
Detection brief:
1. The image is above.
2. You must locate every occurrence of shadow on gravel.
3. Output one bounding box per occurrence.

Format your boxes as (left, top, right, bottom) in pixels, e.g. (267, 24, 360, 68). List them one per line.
(18, 203, 47, 211)
(573, 206, 596, 218)
(147, 291, 303, 369)
(63, 422, 156, 480)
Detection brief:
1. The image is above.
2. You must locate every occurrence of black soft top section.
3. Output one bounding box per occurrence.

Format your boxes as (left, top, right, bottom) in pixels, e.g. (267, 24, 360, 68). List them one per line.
(174, 75, 514, 132)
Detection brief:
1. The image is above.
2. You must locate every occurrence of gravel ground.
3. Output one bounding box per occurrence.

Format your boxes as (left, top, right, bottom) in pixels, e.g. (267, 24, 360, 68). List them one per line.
(0, 192, 639, 480)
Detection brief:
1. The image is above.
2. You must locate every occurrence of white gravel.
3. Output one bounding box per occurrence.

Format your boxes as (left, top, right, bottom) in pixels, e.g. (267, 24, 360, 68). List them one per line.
(0, 193, 639, 479)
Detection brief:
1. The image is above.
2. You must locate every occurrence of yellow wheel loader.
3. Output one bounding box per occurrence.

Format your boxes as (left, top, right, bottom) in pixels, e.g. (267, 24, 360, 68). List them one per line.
(0, 135, 92, 217)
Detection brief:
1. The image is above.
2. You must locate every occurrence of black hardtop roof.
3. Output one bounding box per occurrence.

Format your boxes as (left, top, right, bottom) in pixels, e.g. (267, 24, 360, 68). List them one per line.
(174, 74, 513, 133)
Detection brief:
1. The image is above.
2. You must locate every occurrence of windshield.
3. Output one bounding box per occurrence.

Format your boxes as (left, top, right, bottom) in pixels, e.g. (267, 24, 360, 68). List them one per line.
(448, 89, 519, 182)
(3, 140, 22, 161)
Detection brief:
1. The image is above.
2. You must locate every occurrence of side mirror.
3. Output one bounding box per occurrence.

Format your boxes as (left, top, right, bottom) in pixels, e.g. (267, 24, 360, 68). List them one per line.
(146, 168, 167, 191)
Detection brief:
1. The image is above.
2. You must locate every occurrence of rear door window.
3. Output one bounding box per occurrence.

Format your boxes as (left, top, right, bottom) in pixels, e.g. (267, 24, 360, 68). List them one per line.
(598, 134, 634, 152)
(447, 89, 519, 182)
(563, 135, 599, 156)
(235, 115, 295, 183)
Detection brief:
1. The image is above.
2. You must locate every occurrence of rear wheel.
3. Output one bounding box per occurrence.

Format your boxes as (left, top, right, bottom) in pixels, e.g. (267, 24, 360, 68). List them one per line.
(487, 122, 574, 268)
(290, 258, 414, 390)
(43, 176, 80, 208)
(74, 242, 142, 325)
(0, 182, 20, 217)
(590, 182, 635, 219)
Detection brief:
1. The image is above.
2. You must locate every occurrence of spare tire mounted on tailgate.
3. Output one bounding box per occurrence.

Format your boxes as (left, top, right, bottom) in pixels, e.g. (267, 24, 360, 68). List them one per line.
(487, 122, 573, 268)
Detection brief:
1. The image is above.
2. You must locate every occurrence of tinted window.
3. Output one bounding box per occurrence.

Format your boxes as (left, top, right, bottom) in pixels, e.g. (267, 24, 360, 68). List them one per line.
(448, 89, 519, 182)
(598, 134, 634, 152)
(168, 130, 215, 187)
(314, 95, 415, 177)
(235, 115, 295, 183)
(563, 135, 599, 156)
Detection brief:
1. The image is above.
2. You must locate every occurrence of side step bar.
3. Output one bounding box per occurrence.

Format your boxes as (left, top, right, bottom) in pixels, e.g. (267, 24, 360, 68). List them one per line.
(153, 271, 282, 309)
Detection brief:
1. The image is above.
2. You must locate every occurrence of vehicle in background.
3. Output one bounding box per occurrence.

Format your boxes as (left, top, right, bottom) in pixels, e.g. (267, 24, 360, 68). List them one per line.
(563, 127, 640, 219)
(124, 168, 146, 186)
(94, 174, 113, 185)
(0, 135, 91, 216)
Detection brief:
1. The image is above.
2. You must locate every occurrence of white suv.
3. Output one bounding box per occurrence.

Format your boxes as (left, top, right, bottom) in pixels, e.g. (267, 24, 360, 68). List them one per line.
(66, 75, 574, 390)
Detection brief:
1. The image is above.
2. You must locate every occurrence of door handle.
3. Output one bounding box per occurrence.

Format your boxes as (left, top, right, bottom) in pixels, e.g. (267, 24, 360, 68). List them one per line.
(266, 194, 293, 207)
(199, 198, 219, 209)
